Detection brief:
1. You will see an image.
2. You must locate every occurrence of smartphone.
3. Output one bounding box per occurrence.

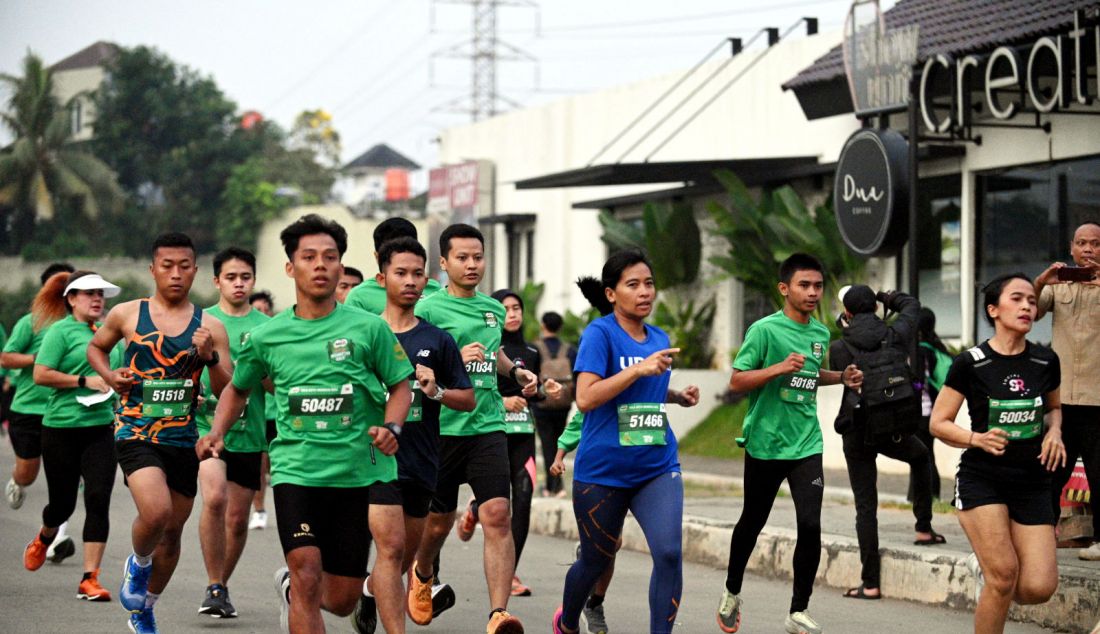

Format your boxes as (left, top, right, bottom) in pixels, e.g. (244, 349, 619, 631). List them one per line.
(1057, 266, 1095, 282)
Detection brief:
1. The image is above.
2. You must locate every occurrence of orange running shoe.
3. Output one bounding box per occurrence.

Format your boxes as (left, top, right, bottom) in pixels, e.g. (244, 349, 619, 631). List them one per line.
(486, 608, 524, 634)
(510, 575, 531, 597)
(24, 534, 47, 571)
(456, 497, 478, 542)
(77, 570, 112, 601)
(406, 563, 433, 625)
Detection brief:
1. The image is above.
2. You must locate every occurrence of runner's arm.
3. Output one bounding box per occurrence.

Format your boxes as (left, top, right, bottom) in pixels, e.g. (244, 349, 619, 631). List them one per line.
(33, 364, 108, 392)
(577, 347, 678, 412)
(498, 350, 538, 395)
(88, 303, 132, 389)
(440, 387, 475, 412)
(0, 351, 34, 369)
(383, 379, 412, 429)
(728, 365, 785, 392)
(197, 383, 251, 459)
(1039, 388, 1066, 470)
(202, 318, 233, 397)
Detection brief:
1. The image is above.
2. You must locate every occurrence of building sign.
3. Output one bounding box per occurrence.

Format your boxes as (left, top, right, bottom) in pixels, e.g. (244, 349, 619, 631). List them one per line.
(842, 0, 920, 115)
(428, 161, 481, 214)
(919, 8, 1100, 134)
(833, 128, 910, 255)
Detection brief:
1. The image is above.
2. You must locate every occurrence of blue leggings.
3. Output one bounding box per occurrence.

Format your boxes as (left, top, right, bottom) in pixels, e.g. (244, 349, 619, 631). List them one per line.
(561, 472, 684, 634)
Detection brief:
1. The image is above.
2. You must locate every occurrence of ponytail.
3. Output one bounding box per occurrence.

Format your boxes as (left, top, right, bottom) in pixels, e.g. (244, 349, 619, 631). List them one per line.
(576, 276, 613, 316)
(31, 272, 71, 332)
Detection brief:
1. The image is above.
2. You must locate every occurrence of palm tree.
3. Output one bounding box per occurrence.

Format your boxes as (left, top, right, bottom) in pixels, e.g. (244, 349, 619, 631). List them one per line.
(0, 52, 123, 250)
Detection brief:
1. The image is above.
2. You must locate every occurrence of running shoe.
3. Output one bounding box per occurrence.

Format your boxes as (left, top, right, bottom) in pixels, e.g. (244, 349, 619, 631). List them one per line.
(716, 588, 743, 633)
(198, 583, 237, 618)
(6, 477, 25, 509)
(965, 552, 985, 602)
(249, 509, 267, 530)
(23, 534, 47, 571)
(77, 570, 112, 601)
(511, 574, 531, 597)
(127, 606, 158, 634)
(1079, 543, 1100, 561)
(456, 497, 478, 541)
(47, 535, 75, 564)
(486, 608, 524, 634)
(350, 591, 377, 634)
(552, 605, 565, 634)
(274, 566, 291, 633)
(580, 602, 608, 634)
(119, 554, 152, 613)
(783, 611, 822, 634)
(407, 563, 433, 625)
(431, 581, 456, 618)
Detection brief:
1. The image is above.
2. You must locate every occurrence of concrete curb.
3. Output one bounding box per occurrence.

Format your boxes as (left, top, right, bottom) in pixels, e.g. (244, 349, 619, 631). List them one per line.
(529, 498, 1100, 633)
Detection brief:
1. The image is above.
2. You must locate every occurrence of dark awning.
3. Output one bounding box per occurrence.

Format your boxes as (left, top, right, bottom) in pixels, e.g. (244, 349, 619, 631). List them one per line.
(477, 213, 536, 225)
(514, 157, 820, 190)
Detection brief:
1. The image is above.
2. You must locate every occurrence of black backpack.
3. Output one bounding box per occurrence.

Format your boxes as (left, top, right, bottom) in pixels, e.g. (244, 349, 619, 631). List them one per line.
(842, 330, 921, 444)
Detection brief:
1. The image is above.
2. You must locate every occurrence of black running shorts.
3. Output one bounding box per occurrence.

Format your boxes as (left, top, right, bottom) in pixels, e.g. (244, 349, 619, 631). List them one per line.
(395, 479, 434, 519)
(219, 449, 262, 491)
(273, 483, 370, 578)
(954, 460, 1056, 526)
(430, 431, 511, 513)
(7, 411, 43, 459)
(116, 439, 200, 498)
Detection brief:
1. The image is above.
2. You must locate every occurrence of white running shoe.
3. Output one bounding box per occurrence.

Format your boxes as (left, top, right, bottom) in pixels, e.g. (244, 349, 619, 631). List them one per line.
(6, 478, 25, 509)
(249, 510, 268, 530)
(274, 566, 290, 633)
(716, 588, 743, 633)
(1078, 543, 1100, 561)
(784, 611, 822, 634)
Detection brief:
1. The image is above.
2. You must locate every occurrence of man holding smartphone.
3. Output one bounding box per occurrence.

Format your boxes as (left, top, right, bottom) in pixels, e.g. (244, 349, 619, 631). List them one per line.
(1035, 220, 1100, 561)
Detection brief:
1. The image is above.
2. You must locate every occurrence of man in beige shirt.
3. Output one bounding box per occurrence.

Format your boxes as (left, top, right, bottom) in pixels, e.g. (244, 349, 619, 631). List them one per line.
(1035, 221, 1100, 561)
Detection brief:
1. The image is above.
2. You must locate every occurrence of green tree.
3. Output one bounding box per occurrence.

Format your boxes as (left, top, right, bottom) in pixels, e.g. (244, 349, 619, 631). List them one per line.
(706, 169, 866, 333)
(92, 46, 272, 254)
(0, 52, 123, 255)
(289, 109, 341, 170)
(598, 202, 716, 368)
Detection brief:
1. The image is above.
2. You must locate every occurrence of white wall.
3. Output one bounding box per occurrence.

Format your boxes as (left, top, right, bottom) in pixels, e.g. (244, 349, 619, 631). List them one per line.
(52, 66, 104, 142)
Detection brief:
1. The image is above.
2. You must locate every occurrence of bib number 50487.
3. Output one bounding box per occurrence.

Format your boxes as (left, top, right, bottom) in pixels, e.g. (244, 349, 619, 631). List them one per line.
(297, 397, 345, 414)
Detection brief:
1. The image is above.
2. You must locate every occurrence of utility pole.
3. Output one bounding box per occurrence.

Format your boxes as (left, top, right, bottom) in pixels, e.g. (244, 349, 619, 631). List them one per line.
(431, 0, 539, 121)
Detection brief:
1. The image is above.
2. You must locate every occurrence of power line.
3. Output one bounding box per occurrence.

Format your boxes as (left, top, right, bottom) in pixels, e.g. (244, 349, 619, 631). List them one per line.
(342, 85, 440, 154)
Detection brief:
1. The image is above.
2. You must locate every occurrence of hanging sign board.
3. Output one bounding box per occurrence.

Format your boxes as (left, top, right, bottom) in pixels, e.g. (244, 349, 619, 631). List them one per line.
(834, 128, 910, 255)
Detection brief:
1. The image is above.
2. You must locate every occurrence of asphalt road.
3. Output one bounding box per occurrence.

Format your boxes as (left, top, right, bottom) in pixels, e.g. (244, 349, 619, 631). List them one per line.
(0, 441, 1054, 633)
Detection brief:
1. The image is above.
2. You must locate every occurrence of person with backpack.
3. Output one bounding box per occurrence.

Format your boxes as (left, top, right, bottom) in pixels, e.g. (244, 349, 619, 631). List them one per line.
(532, 311, 577, 497)
(829, 285, 945, 601)
(910, 308, 952, 502)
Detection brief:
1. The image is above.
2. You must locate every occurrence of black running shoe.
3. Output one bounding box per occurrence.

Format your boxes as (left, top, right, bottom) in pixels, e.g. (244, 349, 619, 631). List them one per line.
(350, 593, 377, 634)
(431, 582, 456, 618)
(198, 584, 237, 618)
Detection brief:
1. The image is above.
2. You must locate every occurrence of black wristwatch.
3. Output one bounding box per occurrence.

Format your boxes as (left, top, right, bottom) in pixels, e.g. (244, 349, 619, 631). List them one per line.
(203, 351, 220, 368)
(383, 422, 402, 438)
(509, 365, 520, 382)
(77, 376, 86, 389)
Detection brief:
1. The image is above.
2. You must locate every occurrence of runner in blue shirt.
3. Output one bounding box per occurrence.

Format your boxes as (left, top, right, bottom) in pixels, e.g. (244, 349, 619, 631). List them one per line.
(553, 249, 699, 634)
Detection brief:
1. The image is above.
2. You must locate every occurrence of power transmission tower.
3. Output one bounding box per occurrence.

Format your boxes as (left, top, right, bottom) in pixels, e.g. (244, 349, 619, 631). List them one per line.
(430, 0, 540, 121)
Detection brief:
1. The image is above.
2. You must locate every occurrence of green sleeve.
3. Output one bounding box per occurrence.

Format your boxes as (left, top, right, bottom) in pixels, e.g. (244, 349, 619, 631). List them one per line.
(34, 323, 65, 370)
(556, 410, 584, 453)
(231, 335, 267, 392)
(109, 342, 125, 370)
(365, 319, 414, 388)
(732, 322, 766, 372)
(3, 315, 32, 354)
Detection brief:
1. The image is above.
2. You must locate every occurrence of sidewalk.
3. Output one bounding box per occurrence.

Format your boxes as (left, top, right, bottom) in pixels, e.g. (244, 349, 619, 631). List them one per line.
(533, 457, 1100, 633)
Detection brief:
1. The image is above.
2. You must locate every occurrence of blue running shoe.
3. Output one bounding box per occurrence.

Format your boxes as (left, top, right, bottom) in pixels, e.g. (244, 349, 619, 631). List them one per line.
(119, 554, 151, 613)
(127, 606, 158, 633)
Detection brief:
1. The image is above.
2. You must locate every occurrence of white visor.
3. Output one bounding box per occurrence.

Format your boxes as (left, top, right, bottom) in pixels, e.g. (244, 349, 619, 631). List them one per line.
(63, 273, 121, 298)
(837, 285, 852, 305)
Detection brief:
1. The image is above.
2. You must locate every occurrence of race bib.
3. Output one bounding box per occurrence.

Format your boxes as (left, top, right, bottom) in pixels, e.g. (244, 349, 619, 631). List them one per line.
(505, 407, 533, 434)
(988, 397, 1043, 440)
(142, 379, 194, 418)
(779, 371, 818, 404)
(287, 384, 354, 432)
(617, 403, 668, 446)
(407, 380, 423, 423)
(466, 352, 496, 389)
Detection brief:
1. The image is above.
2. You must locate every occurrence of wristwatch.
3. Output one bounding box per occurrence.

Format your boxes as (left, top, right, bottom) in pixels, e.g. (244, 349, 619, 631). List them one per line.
(383, 422, 402, 438)
(427, 386, 446, 402)
(509, 365, 521, 382)
(203, 351, 220, 368)
(77, 376, 86, 389)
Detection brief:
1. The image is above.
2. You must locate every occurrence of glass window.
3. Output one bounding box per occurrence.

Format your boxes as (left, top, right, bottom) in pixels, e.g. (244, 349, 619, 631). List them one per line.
(976, 155, 1100, 343)
(916, 176, 963, 338)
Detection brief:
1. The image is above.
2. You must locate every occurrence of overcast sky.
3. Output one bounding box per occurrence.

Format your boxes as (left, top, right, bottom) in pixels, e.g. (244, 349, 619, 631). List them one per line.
(1, 0, 893, 171)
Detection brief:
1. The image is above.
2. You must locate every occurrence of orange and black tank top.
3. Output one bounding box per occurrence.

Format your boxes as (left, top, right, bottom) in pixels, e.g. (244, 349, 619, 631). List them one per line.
(115, 299, 204, 447)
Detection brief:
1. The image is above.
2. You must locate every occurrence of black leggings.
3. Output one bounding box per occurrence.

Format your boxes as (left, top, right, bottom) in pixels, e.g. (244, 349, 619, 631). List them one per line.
(725, 452, 823, 614)
(41, 425, 116, 543)
(507, 432, 536, 567)
(534, 408, 569, 493)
